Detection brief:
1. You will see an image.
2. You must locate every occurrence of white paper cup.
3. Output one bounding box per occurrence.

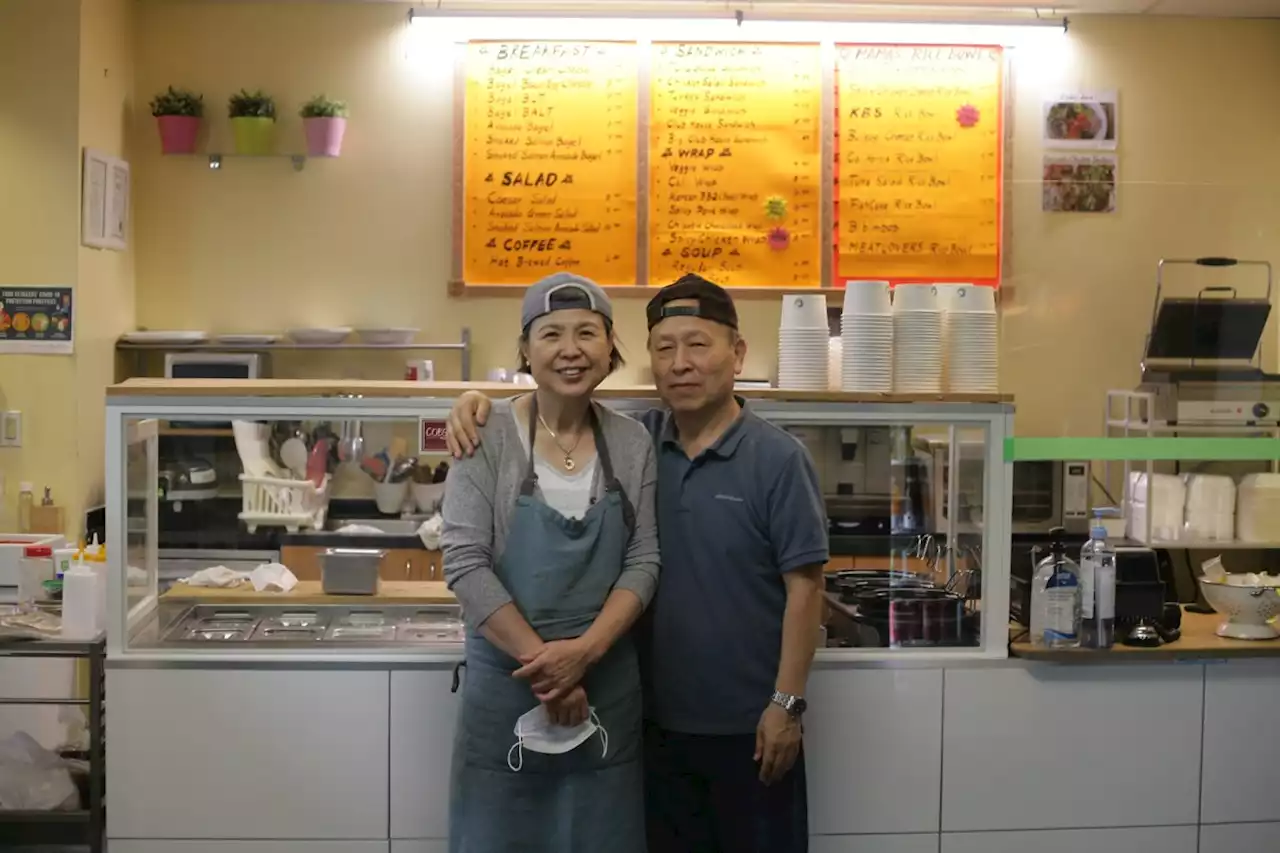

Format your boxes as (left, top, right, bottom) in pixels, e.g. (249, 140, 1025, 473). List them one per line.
(892, 284, 939, 312)
(843, 280, 891, 315)
(374, 481, 410, 515)
(780, 293, 829, 329)
(947, 284, 997, 313)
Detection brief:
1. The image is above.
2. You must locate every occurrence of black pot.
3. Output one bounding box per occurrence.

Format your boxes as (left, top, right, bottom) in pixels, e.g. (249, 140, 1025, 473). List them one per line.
(851, 587, 970, 647)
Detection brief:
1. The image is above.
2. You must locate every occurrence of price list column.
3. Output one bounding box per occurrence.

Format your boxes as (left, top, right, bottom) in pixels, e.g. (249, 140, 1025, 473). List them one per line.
(649, 43, 822, 288)
(463, 41, 638, 285)
(835, 44, 1003, 283)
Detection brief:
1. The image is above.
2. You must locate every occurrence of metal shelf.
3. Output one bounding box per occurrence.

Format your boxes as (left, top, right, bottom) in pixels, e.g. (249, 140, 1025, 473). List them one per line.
(1132, 538, 1280, 550)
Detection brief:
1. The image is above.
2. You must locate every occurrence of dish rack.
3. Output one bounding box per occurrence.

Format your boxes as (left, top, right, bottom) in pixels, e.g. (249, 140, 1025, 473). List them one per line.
(239, 474, 331, 533)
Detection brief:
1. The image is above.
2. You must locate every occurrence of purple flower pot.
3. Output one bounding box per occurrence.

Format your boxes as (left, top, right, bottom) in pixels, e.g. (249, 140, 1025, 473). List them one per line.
(157, 115, 200, 155)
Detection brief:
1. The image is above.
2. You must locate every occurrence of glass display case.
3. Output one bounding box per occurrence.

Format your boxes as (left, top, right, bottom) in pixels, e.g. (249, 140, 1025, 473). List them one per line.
(105, 380, 1012, 660)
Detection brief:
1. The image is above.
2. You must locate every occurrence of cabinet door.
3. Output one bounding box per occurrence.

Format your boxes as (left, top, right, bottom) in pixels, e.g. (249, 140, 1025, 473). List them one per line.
(812, 835, 938, 853)
(384, 549, 421, 581)
(280, 545, 323, 581)
(390, 669, 463, 839)
(941, 665, 1202, 832)
(107, 669, 390, 840)
(942, 827, 1196, 853)
(1202, 661, 1280, 823)
(1200, 822, 1280, 852)
(806, 668, 943, 835)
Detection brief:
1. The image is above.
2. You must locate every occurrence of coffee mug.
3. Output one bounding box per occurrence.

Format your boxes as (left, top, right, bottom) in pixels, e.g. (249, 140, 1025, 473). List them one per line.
(405, 359, 435, 382)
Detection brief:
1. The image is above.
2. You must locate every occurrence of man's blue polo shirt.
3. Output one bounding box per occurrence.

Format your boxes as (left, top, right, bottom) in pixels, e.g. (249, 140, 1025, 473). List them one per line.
(640, 400, 829, 735)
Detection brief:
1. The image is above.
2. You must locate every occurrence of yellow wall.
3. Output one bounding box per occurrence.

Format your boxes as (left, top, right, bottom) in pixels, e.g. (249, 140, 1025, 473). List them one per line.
(129, 5, 1280, 438)
(0, 0, 82, 531)
(76, 0, 137, 516)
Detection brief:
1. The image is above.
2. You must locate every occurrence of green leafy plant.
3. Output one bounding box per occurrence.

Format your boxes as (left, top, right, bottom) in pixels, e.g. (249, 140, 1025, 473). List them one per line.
(300, 95, 348, 119)
(150, 86, 204, 118)
(227, 89, 276, 119)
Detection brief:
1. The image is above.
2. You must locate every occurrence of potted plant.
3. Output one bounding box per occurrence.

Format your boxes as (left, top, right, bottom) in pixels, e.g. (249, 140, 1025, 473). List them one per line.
(227, 88, 277, 156)
(150, 86, 203, 155)
(300, 95, 348, 158)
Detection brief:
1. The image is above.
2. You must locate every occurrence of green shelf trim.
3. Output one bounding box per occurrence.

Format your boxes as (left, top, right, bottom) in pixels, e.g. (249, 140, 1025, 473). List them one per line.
(1005, 437, 1280, 462)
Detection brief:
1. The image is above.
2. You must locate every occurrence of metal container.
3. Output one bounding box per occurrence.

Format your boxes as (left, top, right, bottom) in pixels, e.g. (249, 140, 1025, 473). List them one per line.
(321, 548, 384, 595)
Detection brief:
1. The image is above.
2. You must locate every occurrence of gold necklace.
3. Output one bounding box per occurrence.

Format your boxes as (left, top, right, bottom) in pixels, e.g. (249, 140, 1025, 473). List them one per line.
(537, 412, 584, 471)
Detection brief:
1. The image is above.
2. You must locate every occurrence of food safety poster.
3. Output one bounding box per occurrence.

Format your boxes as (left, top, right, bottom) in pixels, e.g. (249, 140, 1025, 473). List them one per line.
(0, 286, 74, 354)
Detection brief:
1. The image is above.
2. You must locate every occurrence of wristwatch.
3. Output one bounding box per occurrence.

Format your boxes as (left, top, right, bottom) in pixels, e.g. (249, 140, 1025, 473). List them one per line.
(771, 690, 807, 718)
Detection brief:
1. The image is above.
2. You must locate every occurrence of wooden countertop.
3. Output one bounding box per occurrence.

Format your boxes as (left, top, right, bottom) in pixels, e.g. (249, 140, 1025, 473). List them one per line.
(1010, 609, 1280, 661)
(162, 580, 457, 605)
(108, 378, 1012, 405)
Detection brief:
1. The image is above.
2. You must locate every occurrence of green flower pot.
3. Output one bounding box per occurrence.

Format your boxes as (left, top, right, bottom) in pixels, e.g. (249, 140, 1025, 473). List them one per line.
(231, 116, 276, 156)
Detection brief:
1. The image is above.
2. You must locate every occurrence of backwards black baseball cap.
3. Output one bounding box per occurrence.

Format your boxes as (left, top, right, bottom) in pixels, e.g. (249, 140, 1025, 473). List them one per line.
(646, 273, 739, 331)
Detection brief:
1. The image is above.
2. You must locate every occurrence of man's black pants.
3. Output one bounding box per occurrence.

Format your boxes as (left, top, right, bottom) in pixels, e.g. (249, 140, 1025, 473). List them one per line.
(644, 722, 808, 853)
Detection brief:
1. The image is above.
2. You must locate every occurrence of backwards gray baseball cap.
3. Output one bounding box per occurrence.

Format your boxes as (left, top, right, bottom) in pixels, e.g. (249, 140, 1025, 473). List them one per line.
(520, 272, 613, 332)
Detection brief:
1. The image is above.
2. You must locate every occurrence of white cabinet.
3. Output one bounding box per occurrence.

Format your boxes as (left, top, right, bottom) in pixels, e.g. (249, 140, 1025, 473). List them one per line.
(941, 826, 1197, 853)
(806, 668, 943, 835)
(390, 669, 462, 840)
(941, 665, 1203, 831)
(1201, 661, 1280, 824)
(107, 842, 388, 853)
(391, 843, 450, 853)
(107, 669, 391, 840)
(811, 834, 938, 853)
(1200, 822, 1280, 851)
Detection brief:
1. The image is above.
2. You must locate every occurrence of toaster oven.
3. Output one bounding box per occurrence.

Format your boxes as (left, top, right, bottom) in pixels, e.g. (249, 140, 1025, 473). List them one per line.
(929, 441, 1090, 535)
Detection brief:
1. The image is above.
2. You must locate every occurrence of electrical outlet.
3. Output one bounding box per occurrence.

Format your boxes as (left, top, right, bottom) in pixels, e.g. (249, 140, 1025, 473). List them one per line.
(1, 411, 21, 447)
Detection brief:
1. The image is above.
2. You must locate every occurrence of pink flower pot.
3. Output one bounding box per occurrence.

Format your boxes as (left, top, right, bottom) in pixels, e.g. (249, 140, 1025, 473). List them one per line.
(303, 117, 346, 158)
(156, 115, 200, 155)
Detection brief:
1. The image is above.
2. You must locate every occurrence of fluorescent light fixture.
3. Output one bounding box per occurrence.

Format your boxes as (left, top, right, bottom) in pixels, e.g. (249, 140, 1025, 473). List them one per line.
(407, 5, 1067, 47)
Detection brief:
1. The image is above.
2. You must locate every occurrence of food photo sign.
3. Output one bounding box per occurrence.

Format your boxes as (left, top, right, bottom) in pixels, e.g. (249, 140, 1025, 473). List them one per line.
(0, 286, 75, 354)
(1042, 91, 1118, 150)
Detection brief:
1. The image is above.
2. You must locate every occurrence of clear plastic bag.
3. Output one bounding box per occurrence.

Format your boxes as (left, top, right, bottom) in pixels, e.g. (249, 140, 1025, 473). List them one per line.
(0, 731, 81, 811)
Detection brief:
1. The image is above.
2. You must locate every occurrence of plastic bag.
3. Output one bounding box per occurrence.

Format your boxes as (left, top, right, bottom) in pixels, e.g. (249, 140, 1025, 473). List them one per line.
(0, 731, 81, 810)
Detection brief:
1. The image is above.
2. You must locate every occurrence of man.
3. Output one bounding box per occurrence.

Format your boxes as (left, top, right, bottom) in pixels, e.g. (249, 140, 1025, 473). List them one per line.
(445, 273, 828, 853)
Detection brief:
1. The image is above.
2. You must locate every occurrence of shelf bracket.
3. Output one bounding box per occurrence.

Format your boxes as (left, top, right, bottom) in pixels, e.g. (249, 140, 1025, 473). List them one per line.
(290, 155, 306, 172)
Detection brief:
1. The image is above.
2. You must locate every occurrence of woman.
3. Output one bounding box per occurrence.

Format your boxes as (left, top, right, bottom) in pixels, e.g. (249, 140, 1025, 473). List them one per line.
(441, 272, 659, 853)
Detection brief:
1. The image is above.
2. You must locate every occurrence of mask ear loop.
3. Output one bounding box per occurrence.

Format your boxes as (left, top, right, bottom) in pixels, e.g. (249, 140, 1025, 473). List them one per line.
(590, 709, 608, 758)
(507, 736, 524, 772)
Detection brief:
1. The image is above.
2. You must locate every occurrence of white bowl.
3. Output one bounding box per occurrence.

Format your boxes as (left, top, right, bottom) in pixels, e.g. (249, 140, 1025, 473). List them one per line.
(843, 280, 891, 315)
(357, 328, 420, 346)
(893, 284, 939, 311)
(289, 327, 352, 345)
(780, 293, 828, 329)
(1199, 577, 1280, 639)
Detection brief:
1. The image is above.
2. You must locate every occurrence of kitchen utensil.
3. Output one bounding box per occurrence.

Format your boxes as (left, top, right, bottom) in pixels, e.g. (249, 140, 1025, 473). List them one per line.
(280, 437, 309, 478)
(321, 548, 385, 595)
(356, 328, 419, 345)
(361, 456, 389, 482)
(287, 327, 352, 345)
(389, 458, 418, 483)
(306, 439, 330, 487)
(374, 481, 409, 515)
(337, 419, 365, 464)
(1197, 575, 1280, 639)
(390, 436, 408, 461)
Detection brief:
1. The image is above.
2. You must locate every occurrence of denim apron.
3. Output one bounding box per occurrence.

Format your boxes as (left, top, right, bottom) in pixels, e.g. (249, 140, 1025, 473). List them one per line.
(449, 399, 645, 853)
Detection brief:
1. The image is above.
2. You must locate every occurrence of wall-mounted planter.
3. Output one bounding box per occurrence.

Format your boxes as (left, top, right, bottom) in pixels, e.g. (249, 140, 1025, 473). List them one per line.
(231, 116, 276, 156)
(156, 115, 201, 155)
(303, 117, 346, 158)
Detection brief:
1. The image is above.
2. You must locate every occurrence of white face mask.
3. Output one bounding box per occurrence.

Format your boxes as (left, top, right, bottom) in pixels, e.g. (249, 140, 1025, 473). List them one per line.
(506, 704, 608, 772)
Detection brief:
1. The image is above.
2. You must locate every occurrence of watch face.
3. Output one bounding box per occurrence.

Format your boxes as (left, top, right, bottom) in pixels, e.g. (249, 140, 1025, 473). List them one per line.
(793, 697, 808, 715)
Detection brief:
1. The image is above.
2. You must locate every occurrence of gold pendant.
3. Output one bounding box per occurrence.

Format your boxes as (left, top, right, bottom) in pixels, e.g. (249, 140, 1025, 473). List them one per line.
(564, 456, 576, 471)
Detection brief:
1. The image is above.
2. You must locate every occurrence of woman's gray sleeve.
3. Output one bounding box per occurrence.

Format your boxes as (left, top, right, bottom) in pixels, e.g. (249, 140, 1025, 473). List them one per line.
(613, 437, 661, 608)
(440, 447, 514, 629)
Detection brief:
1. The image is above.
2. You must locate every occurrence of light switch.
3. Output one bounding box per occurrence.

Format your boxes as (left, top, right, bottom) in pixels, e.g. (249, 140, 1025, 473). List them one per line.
(1, 411, 21, 447)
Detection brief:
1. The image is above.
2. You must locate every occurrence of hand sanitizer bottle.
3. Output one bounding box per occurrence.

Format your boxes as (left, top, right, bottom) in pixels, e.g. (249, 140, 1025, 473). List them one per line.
(1032, 526, 1081, 648)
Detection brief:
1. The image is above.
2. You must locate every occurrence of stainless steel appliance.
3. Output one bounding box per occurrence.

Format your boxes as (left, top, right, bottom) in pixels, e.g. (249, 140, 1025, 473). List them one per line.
(1137, 257, 1277, 425)
(164, 352, 264, 380)
(929, 440, 1089, 535)
(157, 549, 279, 593)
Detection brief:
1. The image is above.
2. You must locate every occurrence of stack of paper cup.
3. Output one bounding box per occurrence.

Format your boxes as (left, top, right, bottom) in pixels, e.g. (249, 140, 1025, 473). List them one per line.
(840, 280, 892, 392)
(944, 284, 998, 393)
(892, 284, 943, 393)
(777, 293, 830, 390)
(827, 337, 843, 390)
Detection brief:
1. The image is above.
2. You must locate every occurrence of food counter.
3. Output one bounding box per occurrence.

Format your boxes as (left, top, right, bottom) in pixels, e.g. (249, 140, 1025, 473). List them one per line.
(102, 380, 1280, 853)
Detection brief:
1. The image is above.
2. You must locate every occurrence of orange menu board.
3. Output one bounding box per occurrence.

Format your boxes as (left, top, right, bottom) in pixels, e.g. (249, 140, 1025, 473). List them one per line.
(835, 45, 1003, 284)
(462, 41, 638, 285)
(649, 43, 823, 288)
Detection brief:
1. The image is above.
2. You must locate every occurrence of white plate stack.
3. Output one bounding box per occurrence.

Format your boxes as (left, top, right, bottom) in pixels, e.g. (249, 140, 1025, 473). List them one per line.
(892, 284, 943, 393)
(943, 284, 999, 394)
(840, 280, 892, 392)
(777, 293, 830, 390)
